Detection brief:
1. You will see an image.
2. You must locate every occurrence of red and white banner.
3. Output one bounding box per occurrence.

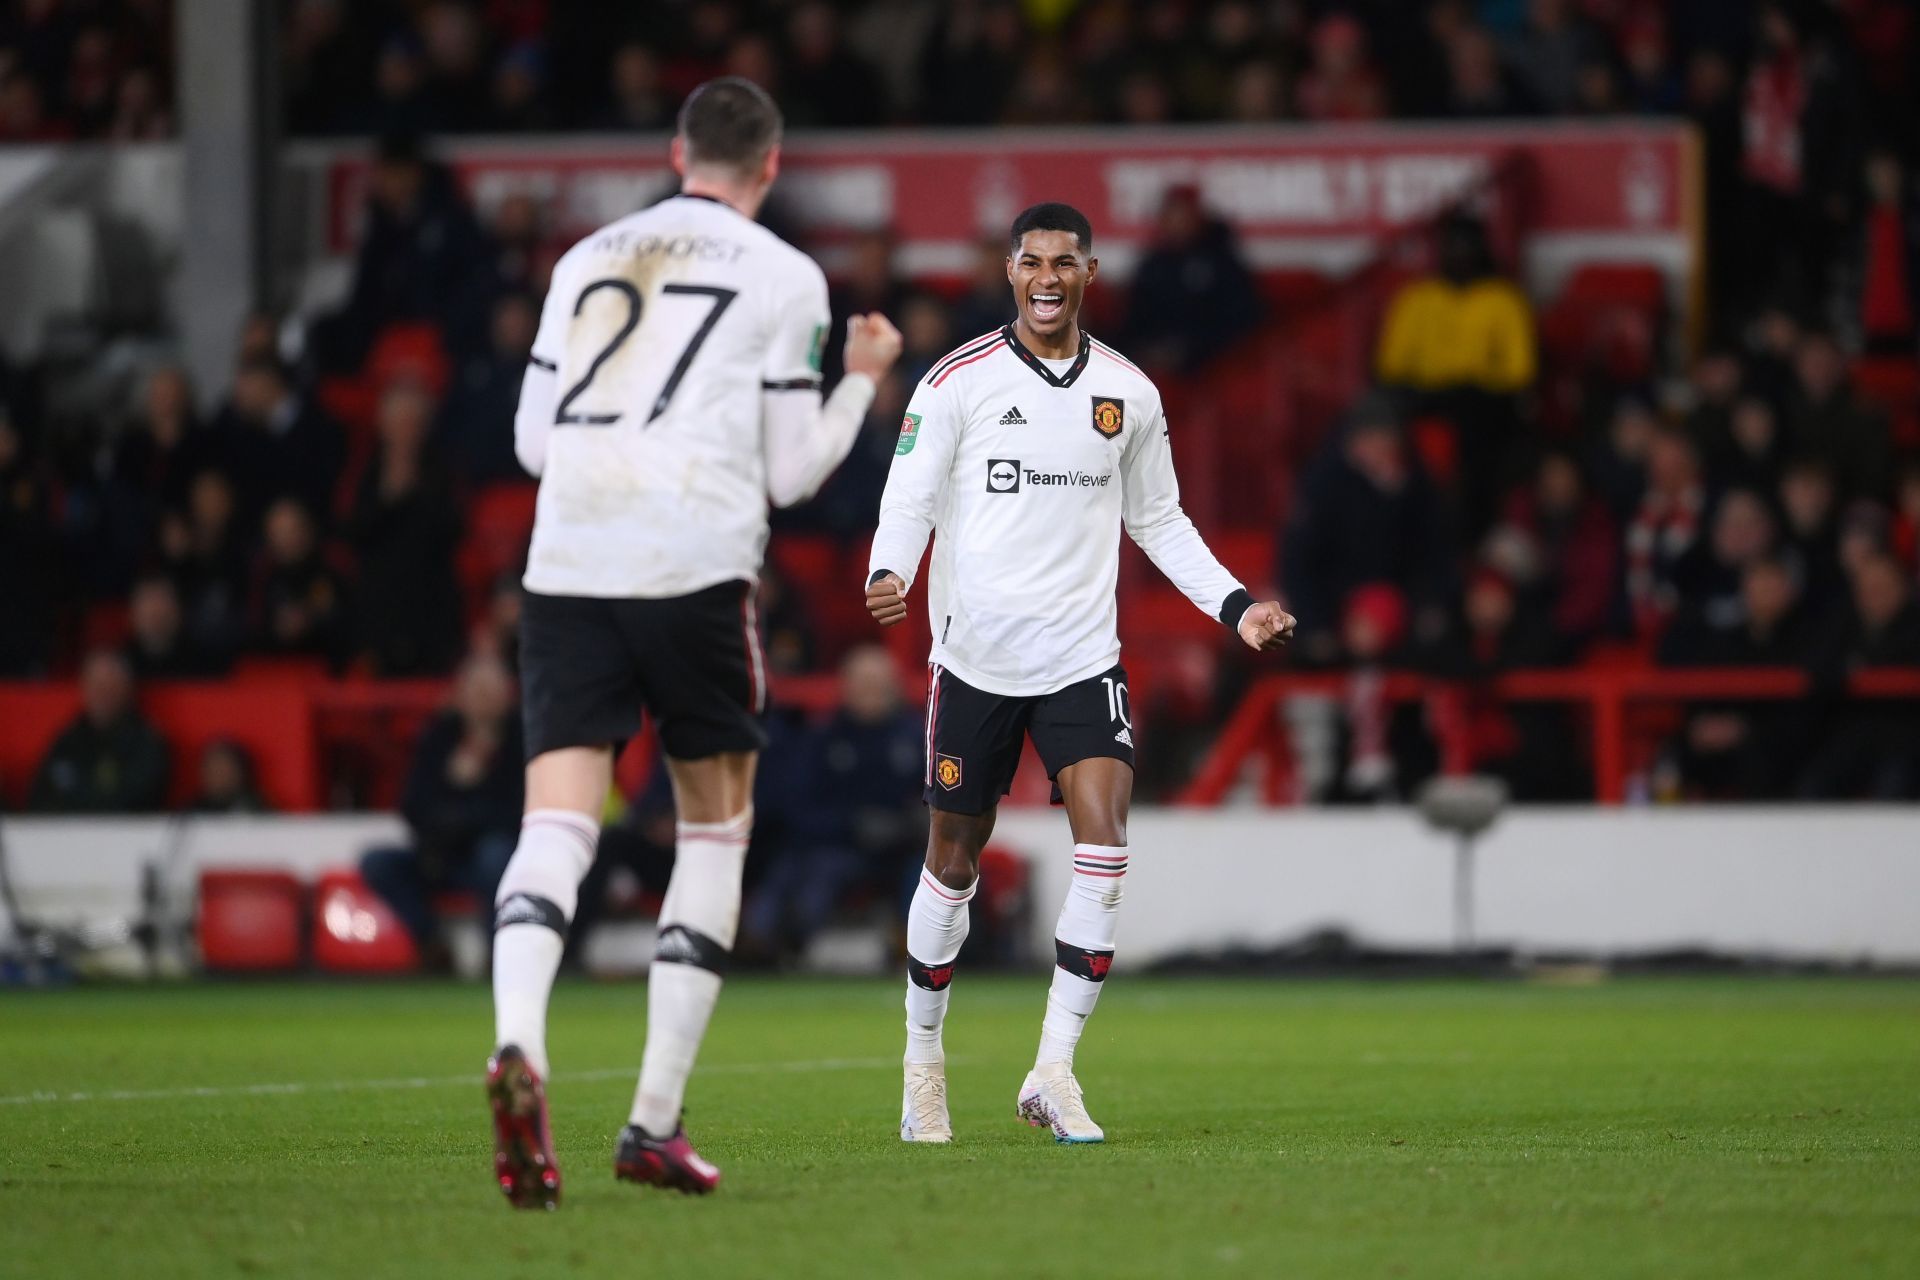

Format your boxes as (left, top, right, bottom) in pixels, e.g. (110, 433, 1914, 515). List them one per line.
(297, 121, 1698, 294)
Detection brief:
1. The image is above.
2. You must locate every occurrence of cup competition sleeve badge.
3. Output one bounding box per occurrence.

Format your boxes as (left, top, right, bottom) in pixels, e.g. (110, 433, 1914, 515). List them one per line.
(896, 412, 922, 455)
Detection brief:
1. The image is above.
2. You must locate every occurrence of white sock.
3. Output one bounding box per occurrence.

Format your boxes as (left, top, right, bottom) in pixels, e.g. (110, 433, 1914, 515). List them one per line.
(1036, 844, 1127, 1070)
(630, 808, 752, 1135)
(903, 866, 977, 1065)
(492, 809, 599, 1077)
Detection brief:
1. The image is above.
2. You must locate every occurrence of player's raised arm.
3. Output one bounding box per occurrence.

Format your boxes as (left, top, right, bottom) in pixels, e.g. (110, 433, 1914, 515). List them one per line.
(761, 265, 902, 507)
(511, 259, 574, 477)
(1120, 401, 1295, 651)
(865, 376, 958, 624)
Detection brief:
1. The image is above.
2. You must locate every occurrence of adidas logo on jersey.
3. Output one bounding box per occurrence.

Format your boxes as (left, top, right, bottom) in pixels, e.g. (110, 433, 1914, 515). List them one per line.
(1000, 406, 1027, 425)
(1114, 727, 1133, 748)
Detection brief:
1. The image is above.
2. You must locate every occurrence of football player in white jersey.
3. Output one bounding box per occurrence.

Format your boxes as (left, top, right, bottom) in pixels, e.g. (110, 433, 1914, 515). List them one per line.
(485, 77, 902, 1207)
(866, 202, 1294, 1144)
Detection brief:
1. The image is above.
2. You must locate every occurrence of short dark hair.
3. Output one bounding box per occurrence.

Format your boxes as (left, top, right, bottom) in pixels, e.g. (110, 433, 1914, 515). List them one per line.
(1009, 202, 1093, 254)
(677, 77, 782, 172)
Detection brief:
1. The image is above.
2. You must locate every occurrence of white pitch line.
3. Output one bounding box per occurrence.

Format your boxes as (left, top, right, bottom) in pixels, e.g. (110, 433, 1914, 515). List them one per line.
(0, 1054, 914, 1108)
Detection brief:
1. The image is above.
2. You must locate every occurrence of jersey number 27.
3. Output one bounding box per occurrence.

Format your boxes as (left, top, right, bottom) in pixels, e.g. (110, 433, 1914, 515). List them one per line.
(555, 280, 738, 426)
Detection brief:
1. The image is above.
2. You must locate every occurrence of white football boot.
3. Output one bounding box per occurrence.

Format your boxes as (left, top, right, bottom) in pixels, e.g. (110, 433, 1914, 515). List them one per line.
(901, 1060, 953, 1143)
(1016, 1063, 1104, 1144)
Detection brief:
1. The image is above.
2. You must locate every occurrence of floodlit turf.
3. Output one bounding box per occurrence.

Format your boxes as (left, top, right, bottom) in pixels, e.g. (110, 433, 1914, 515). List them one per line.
(2, 977, 1917, 1279)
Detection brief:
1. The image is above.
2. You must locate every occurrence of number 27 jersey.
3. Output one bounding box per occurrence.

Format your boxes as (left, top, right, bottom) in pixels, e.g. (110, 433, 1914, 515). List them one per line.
(517, 194, 829, 599)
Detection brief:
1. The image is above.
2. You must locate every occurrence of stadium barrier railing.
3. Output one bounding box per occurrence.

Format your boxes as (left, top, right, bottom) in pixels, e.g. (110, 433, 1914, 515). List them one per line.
(1176, 667, 1920, 805)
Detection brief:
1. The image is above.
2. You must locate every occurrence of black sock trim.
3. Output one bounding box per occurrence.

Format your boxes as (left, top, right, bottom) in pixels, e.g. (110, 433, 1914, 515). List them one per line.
(1055, 939, 1115, 982)
(907, 954, 956, 991)
(494, 893, 568, 937)
(654, 924, 729, 974)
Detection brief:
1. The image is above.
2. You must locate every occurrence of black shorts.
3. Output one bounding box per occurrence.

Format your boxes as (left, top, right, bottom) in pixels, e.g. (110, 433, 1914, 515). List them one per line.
(519, 581, 768, 763)
(923, 662, 1134, 814)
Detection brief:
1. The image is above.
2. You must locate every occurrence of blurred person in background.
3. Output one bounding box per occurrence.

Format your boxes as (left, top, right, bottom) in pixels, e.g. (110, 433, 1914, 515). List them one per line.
(1622, 425, 1708, 640)
(596, 42, 673, 130)
(360, 652, 525, 961)
(1283, 394, 1455, 665)
(441, 290, 539, 484)
(1376, 211, 1538, 538)
(0, 403, 58, 675)
(1482, 448, 1617, 653)
(1501, 0, 1603, 115)
(211, 356, 344, 531)
(349, 380, 464, 676)
(159, 470, 248, 671)
(29, 648, 169, 813)
(1798, 550, 1920, 799)
(1659, 555, 1815, 799)
(1783, 331, 1891, 502)
(1777, 456, 1844, 612)
(1295, 13, 1388, 122)
(1438, 23, 1536, 118)
(252, 498, 348, 667)
(1121, 185, 1263, 374)
(781, 1, 884, 128)
(190, 739, 270, 814)
(111, 364, 206, 523)
(947, 239, 1018, 346)
(1858, 144, 1919, 356)
(125, 572, 223, 679)
(740, 646, 924, 962)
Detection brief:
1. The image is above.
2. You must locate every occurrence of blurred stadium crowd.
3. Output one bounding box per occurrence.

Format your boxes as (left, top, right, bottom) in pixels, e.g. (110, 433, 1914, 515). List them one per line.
(2, 0, 1919, 892)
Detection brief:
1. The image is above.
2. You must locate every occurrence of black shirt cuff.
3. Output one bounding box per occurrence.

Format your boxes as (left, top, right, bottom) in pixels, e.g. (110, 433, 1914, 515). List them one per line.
(1218, 588, 1256, 630)
(868, 569, 896, 587)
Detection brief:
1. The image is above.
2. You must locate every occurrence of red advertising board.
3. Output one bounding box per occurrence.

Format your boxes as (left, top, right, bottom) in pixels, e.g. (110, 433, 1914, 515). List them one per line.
(304, 121, 1697, 290)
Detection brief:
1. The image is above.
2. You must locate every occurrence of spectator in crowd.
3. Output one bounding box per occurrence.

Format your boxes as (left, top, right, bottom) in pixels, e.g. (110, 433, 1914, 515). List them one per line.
(490, 41, 551, 131)
(125, 572, 222, 679)
(947, 238, 1017, 346)
(190, 739, 270, 814)
(211, 357, 345, 530)
(741, 646, 924, 961)
(1660, 555, 1815, 798)
(440, 290, 537, 483)
(1483, 449, 1617, 651)
(1376, 212, 1537, 534)
(1777, 456, 1846, 613)
(1502, 0, 1603, 115)
(781, 1, 884, 128)
(473, 573, 524, 675)
(595, 42, 673, 130)
(1295, 13, 1389, 122)
(1859, 144, 1919, 355)
(1784, 331, 1891, 502)
(1439, 24, 1535, 118)
(349, 381, 465, 676)
(1798, 551, 1920, 798)
(1685, 488, 1782, 636)
(920, 0, 1026, 126)
(825, 230, 907, 383)
(1283, 395, 1455, 665)
(0, 404, 58, 675)
(485, 193, 551, 298)
(253, 498, 349, 666)
(29, 648, 169, 813)
(753, 560, 817, 676)
(1623, 425, 1708, 639)
(111, 364, 205, 522)
(359, 652, 524, 958)
(160, 470, 248, 670)
(319, 132, 497, 371)
(1309, 583, 1436, 804)
(1122, 186, 1263, 374)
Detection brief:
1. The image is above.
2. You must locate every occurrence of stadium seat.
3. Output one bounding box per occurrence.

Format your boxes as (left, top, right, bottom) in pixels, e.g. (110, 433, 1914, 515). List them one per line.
(144, 684, 321, 811)
(457, 482, 539, 614)
(310, 868, 420, 974)
(198, 869, 306, 972)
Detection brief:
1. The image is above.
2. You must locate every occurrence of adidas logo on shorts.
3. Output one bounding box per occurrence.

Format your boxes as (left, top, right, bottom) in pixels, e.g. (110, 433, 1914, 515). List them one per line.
(1114, 727, 1133, 748)
(1000, 406, 1027, 424)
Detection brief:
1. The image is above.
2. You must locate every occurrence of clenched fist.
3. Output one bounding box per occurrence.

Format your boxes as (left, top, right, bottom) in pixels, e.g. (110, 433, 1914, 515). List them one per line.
(866, 571, 909, 627)
(1237, 601, 1297, 652)
(844, 312, 904, 381)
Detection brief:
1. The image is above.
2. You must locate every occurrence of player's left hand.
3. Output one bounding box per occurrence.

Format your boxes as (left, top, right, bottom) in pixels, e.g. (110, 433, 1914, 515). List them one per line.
(1237, 601, 1296, 652)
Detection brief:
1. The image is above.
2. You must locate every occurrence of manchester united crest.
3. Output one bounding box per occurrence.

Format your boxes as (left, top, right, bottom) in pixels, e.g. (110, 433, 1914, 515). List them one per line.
(1090, 397, 1125, 438)
(935, 754, 963, 790)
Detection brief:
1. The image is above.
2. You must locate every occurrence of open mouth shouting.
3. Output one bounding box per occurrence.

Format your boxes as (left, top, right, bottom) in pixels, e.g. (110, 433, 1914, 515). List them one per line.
(1029, 292, 1066, 324)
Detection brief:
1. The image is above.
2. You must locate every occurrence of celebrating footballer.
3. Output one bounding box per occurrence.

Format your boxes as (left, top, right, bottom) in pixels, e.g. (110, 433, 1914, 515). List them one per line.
(867, 202, 1296, 1144)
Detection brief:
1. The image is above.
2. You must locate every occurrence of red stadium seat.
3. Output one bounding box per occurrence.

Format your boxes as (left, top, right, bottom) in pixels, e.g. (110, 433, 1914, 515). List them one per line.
(143, 684, 321, 811)
(310, 868, 420, 974)
(457, 482, 539, 614)
(198, 869, 306, 972)
(0, 685, 83, 806)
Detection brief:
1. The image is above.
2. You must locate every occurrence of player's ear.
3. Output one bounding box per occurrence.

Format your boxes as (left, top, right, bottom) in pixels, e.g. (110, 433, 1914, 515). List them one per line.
(1085, 255, 1099, 286)
(761, 144, 781, 189)
(1005, 255, 1015, 286)
(670, 135, 688, 178)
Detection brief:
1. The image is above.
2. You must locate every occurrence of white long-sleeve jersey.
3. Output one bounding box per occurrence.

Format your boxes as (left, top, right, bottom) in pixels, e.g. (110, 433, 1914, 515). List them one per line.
(868, 325, 1251, 697)
(515, 193, 875, 599)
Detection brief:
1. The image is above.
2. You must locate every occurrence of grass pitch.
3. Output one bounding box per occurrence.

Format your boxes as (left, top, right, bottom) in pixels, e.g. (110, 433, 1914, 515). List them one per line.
(2, 975, 1916, 1279)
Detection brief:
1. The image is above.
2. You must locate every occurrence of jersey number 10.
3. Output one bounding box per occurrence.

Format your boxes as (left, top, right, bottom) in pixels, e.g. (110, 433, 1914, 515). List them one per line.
(555, 280, 738, 426)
